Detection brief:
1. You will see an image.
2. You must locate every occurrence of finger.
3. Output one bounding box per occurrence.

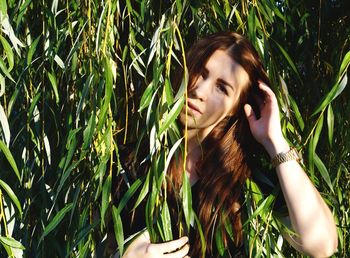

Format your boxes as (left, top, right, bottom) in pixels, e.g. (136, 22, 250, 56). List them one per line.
(258, 82, 276, 102)
(156, 236, 188, 254)
(244, 104, 256, 123)
(164, 243, 190, 258)
(129, 230, 150, 246)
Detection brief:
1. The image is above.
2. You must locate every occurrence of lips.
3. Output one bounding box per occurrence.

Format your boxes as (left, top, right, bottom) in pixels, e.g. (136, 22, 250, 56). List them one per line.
(186, 101, 202, 114)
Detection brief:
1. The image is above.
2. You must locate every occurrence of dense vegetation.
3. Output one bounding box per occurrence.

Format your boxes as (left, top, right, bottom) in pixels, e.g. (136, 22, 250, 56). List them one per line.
(0, 0, 349, 257)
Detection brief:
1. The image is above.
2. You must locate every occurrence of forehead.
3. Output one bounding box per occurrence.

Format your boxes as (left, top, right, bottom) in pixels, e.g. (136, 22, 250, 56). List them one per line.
(206, 50, 250, 90)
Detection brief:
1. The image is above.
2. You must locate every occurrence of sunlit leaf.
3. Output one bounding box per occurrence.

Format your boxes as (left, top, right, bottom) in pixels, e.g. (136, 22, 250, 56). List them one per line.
(182, 170, 192, 230)
(0, 34, 14, 71)
(327, 104, 334, 147)
(312, 74, 348, 116)
(0, 103, 10, 146)
(47, 71, 59, 103)
(0, 236, 25, 250)
(0, 57, 14, 82)
(314, 153, 334, 193)
(157, 96, 184, 137)
(160, 201, 173, 241)
(0, 179, 22, 216)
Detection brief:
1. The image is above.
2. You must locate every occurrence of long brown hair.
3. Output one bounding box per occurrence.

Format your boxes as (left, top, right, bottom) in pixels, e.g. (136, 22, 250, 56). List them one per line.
(169, 32, 271, 257)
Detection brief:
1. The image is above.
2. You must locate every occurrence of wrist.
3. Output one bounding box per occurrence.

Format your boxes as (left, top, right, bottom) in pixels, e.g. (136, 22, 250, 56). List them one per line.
(262, 135, 290, 158)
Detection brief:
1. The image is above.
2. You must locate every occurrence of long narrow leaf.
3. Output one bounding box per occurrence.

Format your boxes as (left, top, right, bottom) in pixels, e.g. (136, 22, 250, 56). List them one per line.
(0, 179, 22, 216)
(39, 203, 73, 243)
(0, 140, 20, 182)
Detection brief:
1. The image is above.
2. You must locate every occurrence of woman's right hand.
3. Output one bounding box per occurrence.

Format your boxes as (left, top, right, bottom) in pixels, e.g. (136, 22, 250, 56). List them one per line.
(122, 231, 190, 258)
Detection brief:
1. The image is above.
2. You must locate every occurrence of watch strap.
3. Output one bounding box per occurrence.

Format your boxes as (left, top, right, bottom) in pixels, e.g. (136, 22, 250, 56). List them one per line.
(271, 147, 300, 167)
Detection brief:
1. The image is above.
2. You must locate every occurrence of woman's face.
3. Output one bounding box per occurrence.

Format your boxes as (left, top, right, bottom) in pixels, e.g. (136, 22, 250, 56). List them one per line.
(179, 49, 250, 137)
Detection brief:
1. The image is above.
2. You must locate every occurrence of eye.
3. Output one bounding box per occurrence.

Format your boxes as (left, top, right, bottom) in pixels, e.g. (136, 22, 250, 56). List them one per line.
(217, 83, 228, 95)
(200, 69, 209, 80)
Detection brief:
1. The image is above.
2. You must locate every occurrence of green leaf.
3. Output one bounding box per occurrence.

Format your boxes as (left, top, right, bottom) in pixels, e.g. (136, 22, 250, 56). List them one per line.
(193, 213, 206, 255)
(76, 74, 94, 126)
(0, 57, 15, 82)
(112, 206, 124, 256)
(327, 104, 334, 147)
(132, 171, 150, 210)
(97, 58, 113, 131)
(164, 137, 183, 175)
(101, 174, 112, 227)
(47, 71, 59, 103)
(81, 110, 96, 152)
(0, 179, 22, 216)
(182, 170, 192, 230)
(122, 45, 128, 63)
(0, 74, 4, 97)
(175, 0, 183, 17)
(308, 135, 315, 179)
(117, 178, 143, 214)
(54, 54, 65, 69)
(312, 74, 348, 116)
(39, 203, 73, 243)
(314, 153, 334, 193)
(138, 81, 155, 112)
(289, 95, 304, 131)
(0, 35, 14, 71)
(273, 40, 302, 82)
(215, 226, 224, 256)
(247, 8, 256, 43)
(145, 184, 157, 241)
(313, 114, 324, 152)
(63, 128, 81, 172)
(160, 201, 173, 241)
(27, 35, 41, 66)
(338, 50, 350, 78)
(164, 78, 174, 105)
(0, 103, 10, 145)
(28, 92, 41, 122)
(69, 185, 81, 225)
(16, 0, 32, 28)
(0, 0, 8, 14)
(147, 16, 165, 66)
(0, 140, 21, 182)
(157, 96, 184, 137)
(0, 236, 25, 250)
(65, 221, 99, 258)
(243, 194, 275, 227)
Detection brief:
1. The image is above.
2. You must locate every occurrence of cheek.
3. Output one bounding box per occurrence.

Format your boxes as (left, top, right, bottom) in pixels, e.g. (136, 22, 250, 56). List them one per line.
(222, 98, 238, 116)
(208, 100, 233, 123)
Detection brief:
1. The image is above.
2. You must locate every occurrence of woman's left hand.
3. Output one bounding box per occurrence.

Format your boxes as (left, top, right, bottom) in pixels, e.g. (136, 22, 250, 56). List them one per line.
(244, 82, 288, 157)
(245, 83, 338, 257)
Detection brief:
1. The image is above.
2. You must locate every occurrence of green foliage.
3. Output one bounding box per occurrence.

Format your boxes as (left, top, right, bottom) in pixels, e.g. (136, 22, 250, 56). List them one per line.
(0, 0, 349, 257)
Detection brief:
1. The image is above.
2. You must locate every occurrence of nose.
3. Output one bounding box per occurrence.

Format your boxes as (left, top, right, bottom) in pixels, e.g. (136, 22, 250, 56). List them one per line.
(189, 78, 210, 101)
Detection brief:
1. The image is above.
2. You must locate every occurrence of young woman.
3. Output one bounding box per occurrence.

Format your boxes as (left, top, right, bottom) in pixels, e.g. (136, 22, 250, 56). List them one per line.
(120, 32, 337, 258)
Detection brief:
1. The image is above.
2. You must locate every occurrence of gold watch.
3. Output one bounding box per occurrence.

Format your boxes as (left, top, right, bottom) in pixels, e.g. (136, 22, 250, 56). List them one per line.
(271, 147, 300, 167)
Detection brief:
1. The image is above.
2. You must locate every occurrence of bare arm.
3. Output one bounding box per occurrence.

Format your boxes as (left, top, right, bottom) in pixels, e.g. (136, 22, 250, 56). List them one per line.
(244, 82, 338, 257)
